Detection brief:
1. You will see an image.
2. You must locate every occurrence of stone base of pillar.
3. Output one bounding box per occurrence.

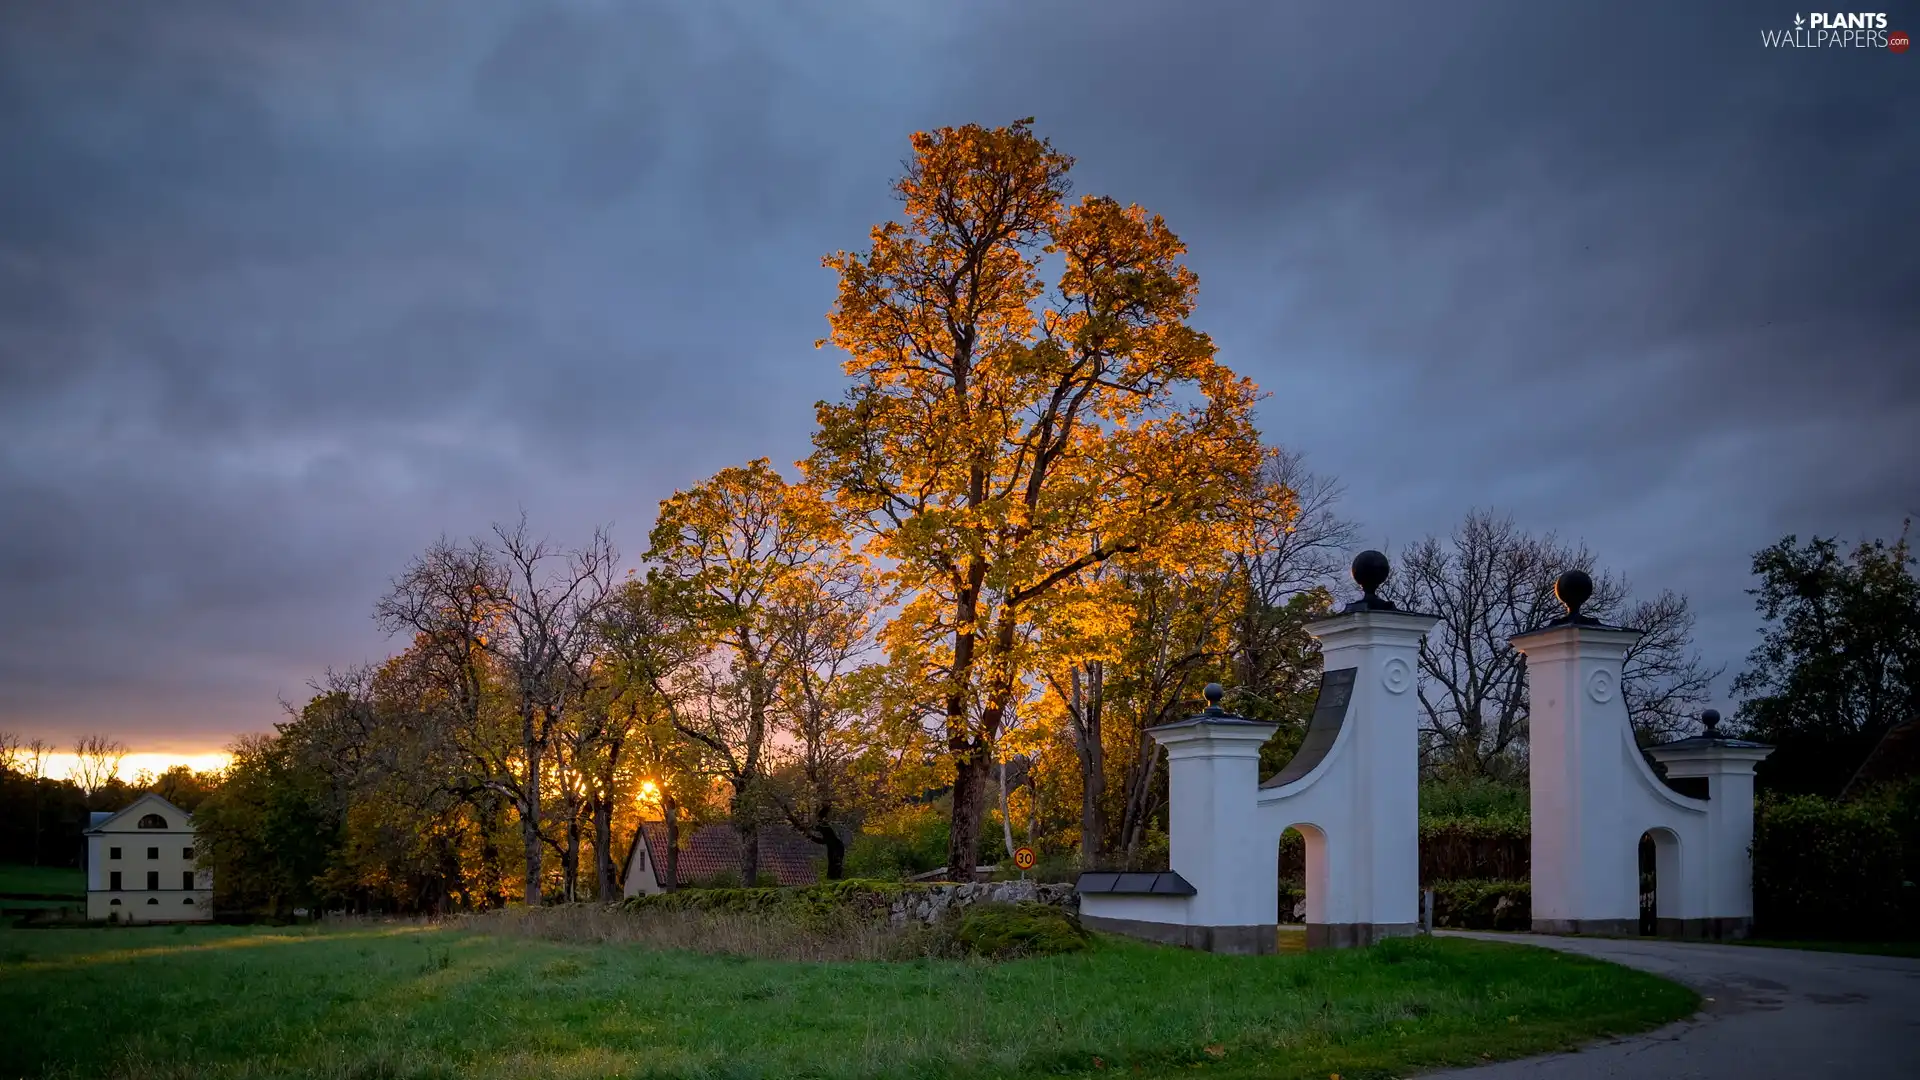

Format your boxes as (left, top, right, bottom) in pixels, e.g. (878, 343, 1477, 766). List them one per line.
(1655, 916, 1753, 941)
(1531, 917, 1755, 940)
(1305, 922, 1418, 949)
(1531, 918, 1640, 936)
(1080, 914, 1278, 955)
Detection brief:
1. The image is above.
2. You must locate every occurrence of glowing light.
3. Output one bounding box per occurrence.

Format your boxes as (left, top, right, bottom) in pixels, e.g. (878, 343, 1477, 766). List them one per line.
(635, 778, 662, 817)
(36, 751, 232, 785)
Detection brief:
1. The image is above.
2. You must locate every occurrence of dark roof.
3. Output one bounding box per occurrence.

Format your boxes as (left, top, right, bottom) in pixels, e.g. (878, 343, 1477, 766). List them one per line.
(1843, 720, 1920, 800)
(1650, 734, 1773, 753)
(1263, 666, 1356, 788)
(634, 822, 824, 889)
(1076, 870, 1196, 896)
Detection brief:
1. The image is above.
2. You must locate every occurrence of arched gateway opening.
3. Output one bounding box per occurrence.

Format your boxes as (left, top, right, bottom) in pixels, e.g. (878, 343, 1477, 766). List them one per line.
(1276, 823, 1328, 950)
(1638, 828, 1682, 936)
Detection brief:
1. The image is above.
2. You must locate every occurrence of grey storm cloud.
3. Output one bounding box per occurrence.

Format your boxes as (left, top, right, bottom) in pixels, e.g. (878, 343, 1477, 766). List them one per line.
(1, 0, 1914, 749)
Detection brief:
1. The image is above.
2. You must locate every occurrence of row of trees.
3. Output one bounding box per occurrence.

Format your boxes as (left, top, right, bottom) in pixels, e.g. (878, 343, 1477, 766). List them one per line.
(175, 122, 1723, 911)
(0, 732, 218, 869)
(19, 121, 1824, 910)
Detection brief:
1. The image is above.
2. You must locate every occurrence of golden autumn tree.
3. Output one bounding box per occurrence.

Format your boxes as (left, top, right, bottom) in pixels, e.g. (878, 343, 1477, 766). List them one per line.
(647, 458, 853, 886)
(806, 120, 1264, 878)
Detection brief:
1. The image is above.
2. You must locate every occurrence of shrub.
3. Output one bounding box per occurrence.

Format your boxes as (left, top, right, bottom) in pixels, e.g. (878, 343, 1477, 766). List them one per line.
(952, 902, 1089, 959)
(844, 801, 1017, 880)
(619, 878, 917, 927)
(1277, 877, 1304, 924)
(1430, 879, 1531, 931)
(1753, 793, 1907, 938)
(1420, 778, 1530, 821)
(1419, 818, 1530, 884)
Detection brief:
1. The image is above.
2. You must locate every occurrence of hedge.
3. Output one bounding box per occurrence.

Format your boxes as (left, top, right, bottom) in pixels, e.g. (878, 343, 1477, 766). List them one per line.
(1276, 817, 1530, 887)
(1753, 791, 1911, 938)
(1430, 879, 1531, 931)
(618, 879, 920, 925)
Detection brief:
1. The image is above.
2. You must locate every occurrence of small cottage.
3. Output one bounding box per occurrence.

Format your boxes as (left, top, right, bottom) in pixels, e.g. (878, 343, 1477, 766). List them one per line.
(622, 822, 825, 897)
(84, 793, 212, 923)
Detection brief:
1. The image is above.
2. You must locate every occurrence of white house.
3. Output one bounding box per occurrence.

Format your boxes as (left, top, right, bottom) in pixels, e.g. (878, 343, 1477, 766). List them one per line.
(84, 793, 212, 923)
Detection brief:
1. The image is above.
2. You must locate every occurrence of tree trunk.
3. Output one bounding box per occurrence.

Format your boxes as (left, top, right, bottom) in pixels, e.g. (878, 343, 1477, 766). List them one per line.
(563, 807, 582, 902)
(520, 811, 543, 905)
(520, 721, 544, 906)
(1077, 664, 1107, 868)
(999, 757, 1017, 858)
(946, 753, 990, 881)
(819, 825, 845, 880)
(664, 795, 679, 892)
(477, 796, 507, 909)
(738, 822, 760, 887)
(593, 797, 616, 900)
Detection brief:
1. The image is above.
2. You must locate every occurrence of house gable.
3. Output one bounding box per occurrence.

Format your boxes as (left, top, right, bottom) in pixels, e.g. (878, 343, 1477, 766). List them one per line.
(85, 792, 195, 835)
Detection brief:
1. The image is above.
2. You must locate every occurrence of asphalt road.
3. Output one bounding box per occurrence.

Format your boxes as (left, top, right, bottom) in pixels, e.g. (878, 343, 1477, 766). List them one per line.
(1427, 932, 1920, 1079)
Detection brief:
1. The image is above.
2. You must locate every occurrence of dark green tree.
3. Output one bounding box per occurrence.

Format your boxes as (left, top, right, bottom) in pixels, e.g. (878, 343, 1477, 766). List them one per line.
(192, 733, 341, 916)
(1732, 522, 1920, 795)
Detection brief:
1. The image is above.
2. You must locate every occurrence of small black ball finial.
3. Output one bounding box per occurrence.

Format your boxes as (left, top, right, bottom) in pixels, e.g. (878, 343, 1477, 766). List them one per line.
(1203, 683, 1225, 712)
(1701, 709, 1721, 736)
(1554, 569, 1594, 619)
(1352, 550, 1390, 598)
(1341, 550, 1402, 612)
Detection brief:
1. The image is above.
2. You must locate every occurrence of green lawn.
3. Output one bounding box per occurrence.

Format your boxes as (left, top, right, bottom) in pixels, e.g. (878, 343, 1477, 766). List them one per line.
(0, 862, 84, 897)
(1731, 937, 1920, 960)
(0, 921, 1696, 1080)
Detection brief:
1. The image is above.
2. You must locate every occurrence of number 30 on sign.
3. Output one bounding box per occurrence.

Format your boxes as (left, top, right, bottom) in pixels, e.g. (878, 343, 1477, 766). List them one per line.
(1012, 846, 1037, 870)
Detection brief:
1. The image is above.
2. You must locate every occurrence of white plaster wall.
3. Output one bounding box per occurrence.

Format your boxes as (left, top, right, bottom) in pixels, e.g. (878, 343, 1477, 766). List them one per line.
(1085, 609, 1436, 938)
(1517, 625, 1725, 926)
(1257, 612, 1434, 929)
(1164, 723, 1279, 928)
(1079, 893, 1189, 925)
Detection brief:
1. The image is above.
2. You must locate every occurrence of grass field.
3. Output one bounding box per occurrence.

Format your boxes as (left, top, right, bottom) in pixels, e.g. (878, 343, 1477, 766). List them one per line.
(1732, 937, 1920, 959)
(0, 917, 1696, 1080)
(0, 862, 84, 897)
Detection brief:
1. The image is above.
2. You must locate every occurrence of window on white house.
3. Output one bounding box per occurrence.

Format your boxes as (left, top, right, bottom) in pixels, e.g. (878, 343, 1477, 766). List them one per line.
(183, 897, 195, 905)
(182, 871, 194, 890)
(146, 897, 158, 905)
(110, 847, 121, 859)
(110, 871, 122, 890)
(146, 871, 159, 890)
(183, 847, 194, 860)
(147, 847, 159, 860)
(137, 814, 167, 829)
(110, 898, 121, 906)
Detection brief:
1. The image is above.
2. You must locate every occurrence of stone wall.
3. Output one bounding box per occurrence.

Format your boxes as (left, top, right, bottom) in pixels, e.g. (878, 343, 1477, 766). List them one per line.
(887, 880, 1077, 925)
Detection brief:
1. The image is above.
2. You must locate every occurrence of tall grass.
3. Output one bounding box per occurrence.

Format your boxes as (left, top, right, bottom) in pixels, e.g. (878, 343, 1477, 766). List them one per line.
(465, 903, 945, 962)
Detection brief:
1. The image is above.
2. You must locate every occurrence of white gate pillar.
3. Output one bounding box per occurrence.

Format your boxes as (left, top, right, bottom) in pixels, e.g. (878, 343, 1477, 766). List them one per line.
(1647, 711, 1772, 937)
(1514, 569, 1770, 938)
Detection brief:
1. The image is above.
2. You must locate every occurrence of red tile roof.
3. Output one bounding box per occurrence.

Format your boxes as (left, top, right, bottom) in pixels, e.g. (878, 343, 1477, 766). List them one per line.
(634, 822, 824, 889)
(1843, 719, 1920, 800)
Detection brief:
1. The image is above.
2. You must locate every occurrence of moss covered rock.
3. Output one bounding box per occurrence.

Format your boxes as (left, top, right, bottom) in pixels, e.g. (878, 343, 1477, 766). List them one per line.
(952, 901, 1090, 959)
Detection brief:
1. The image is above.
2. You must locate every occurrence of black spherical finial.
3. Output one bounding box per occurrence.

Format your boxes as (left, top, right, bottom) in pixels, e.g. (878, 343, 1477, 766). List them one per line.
(1341, 550, 1400, 613)
(1352, 550, 1390, 596)
(1554, 569, 1594, 619)
(1701, 709, 1721, 736)
(1203, 683, 1225, 710)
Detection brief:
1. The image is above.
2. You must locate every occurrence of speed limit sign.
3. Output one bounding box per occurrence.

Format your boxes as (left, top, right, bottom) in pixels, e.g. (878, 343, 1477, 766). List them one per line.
(1013, 846, 1037, 871)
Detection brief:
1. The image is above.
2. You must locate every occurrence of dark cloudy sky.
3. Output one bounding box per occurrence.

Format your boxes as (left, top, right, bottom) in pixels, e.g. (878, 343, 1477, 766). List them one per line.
(2, 0, 1914, 755)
